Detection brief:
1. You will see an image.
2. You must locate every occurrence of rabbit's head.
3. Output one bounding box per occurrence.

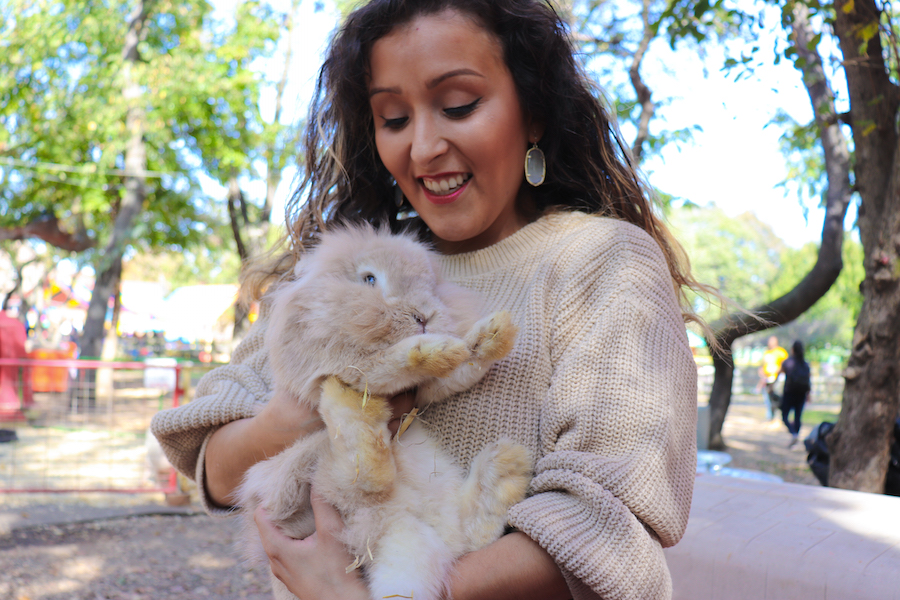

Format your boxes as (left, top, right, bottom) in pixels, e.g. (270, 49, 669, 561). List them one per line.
(266, 223, 483, 401)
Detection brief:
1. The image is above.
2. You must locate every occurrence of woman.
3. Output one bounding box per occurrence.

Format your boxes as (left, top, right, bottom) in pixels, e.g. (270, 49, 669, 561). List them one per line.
(151, 1, 704, 598)
(780, 340, 811, 448)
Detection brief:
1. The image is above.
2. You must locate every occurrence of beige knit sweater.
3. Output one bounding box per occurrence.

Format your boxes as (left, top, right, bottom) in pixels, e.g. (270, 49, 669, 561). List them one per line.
(150, 210, 698, 600)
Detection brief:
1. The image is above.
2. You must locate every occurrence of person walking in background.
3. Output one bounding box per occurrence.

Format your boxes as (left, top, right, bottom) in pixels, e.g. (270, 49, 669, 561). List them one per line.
(758, 336, 788, 420)
(780, 340, 812, 448)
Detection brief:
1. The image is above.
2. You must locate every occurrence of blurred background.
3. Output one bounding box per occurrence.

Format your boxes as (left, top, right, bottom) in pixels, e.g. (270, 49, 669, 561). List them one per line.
(1, 0, 897, 494)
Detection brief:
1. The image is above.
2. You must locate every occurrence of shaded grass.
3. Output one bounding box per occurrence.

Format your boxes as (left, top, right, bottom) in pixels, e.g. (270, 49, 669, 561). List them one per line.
(802, 407, 840, 425)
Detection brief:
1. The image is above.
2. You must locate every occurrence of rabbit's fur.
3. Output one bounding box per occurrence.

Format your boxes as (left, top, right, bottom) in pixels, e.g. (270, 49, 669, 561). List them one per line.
(236, 224, 531, 600)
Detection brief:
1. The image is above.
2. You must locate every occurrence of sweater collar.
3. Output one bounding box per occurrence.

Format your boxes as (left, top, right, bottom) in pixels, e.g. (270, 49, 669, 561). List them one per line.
(437, 211, 587, 279)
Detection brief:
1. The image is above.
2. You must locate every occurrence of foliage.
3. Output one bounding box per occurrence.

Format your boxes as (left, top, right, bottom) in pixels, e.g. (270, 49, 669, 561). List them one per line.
(671, 201, 863, 350)
(668, 204, 788, 311)
(0, 0, 279, 270)
(743, 236, 863, 351)
(122, 246, 242, 289)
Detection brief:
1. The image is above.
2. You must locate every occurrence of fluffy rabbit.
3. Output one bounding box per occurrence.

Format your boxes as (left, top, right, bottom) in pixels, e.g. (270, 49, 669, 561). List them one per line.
(236, 224, 531, 600)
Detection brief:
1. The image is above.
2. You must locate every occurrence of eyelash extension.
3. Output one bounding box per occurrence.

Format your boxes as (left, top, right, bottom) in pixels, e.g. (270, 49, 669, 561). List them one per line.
(444, 97, 481, 118)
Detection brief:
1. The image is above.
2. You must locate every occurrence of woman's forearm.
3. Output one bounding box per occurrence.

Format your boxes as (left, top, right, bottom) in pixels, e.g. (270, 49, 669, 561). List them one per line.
(449, 532, 570, 600)
(205, 392, 322, 507)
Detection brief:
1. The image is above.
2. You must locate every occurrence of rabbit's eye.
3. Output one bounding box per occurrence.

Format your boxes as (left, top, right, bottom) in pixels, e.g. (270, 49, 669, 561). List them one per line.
(363, 273, 377, 286)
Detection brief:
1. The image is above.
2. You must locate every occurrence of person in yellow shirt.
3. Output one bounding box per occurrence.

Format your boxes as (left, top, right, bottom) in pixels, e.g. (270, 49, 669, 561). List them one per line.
(758, 336, 789, 420)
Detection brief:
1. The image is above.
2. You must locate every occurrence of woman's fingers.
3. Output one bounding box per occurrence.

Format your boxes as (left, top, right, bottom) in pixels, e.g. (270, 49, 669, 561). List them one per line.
(254, 506, 311, 587)
(309, 489, 345, 540)
(254, 494, 370, 600)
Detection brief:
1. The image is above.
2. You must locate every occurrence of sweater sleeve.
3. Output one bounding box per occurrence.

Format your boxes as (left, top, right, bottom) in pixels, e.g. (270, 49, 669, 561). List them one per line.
(150, 307, 275, 515)
(507, 224, 697, 600)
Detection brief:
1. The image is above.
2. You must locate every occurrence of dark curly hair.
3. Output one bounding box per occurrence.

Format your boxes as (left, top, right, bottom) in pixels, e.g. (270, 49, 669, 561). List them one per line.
(243, 0, 709, 328)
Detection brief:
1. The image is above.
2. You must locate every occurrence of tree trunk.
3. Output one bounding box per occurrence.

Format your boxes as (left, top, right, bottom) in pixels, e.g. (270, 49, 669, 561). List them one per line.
(706, 3, 853, 449)
(828, 0, 900, 492)
(96, 282, 122, 403)
(707, 345, 736, 450)
(80, 1, 151, 360)
(227, 177, 252, 345)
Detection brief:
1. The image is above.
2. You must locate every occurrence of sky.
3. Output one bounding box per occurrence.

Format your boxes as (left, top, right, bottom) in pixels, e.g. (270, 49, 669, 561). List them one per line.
(238, 0, 857, 250)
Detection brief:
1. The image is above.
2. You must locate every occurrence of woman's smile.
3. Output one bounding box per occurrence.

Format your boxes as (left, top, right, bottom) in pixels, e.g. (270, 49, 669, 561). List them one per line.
(420, 173, 472, 203)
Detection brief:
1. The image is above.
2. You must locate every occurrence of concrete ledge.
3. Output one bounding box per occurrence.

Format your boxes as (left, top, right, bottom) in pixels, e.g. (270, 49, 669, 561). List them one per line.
(665, 474, 900, 600)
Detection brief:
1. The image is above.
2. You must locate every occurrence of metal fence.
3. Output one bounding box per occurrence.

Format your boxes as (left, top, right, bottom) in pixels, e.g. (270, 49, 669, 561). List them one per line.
(0, 357, 210, 495)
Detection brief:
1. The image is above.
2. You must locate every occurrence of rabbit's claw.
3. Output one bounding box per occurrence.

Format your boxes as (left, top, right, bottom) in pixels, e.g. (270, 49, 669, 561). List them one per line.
(407, 337, 468, 378)
(468, 311, 517, 362)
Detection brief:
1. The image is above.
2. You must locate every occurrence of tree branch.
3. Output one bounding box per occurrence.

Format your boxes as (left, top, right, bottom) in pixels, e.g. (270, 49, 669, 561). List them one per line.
(227, 177, 248, 261)
(0, 213, 95, 252)
(629, 0, 655, 162)
(710, 2, 852, 349)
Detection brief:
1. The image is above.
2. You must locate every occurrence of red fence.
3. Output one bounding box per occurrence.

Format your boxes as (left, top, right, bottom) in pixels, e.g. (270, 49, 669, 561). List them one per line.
(0, 357, 202, 495)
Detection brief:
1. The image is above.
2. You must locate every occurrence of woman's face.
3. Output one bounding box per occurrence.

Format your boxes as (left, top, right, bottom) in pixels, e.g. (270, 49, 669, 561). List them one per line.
(369, 10, 536, 254)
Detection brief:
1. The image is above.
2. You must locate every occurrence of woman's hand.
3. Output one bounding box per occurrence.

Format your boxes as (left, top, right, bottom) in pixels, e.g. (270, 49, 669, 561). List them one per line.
(205, 388, 322, 507)
(255, 490, 370, 600)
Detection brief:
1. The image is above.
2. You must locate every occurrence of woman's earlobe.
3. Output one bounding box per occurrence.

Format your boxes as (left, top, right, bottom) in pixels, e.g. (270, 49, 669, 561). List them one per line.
(528, 120, 546, 145)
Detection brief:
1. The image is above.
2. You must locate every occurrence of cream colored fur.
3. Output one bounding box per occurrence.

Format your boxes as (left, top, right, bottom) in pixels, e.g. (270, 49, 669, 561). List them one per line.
(236, 224, 531, 600)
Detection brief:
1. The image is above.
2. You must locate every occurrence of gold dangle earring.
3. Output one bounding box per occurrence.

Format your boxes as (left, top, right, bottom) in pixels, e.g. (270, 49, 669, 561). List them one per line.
(525, 142, 546, 187)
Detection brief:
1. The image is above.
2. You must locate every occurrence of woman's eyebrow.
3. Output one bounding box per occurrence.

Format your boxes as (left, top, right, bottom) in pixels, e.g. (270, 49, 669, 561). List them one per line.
(369, 85, 401, 98)
(368, 68, 485, 98)
(426, 68, 484, 89)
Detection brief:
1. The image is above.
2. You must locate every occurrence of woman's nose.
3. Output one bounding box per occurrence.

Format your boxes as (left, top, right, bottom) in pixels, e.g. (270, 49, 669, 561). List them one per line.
(410, 114, 449, 166)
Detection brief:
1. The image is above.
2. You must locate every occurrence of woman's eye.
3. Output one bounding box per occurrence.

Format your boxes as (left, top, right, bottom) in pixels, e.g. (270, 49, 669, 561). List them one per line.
(444, 98, 481, 119)
(363, 273, 377, 286)
(381, 116, 408, 130)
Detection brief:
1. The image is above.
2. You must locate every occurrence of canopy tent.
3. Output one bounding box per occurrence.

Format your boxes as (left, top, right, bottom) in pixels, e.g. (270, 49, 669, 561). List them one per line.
(154, 284, 239, 343)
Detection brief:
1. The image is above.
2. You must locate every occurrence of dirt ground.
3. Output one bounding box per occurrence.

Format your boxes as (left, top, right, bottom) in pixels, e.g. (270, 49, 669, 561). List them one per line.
(0, 512, 273, 600)
(0, 394, 835, 600)
(717, 395, 837, 485)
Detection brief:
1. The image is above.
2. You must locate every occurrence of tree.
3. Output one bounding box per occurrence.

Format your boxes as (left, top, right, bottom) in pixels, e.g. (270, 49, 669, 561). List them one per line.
(670, 207, 789, 310)
(685, 1, 854, 451)
(81, 0, 152, 361)
(679, 0, 899, 493)
(825, 0, 900, 493)
(0, 0, 278, 354)
(216, 0, 303, 345)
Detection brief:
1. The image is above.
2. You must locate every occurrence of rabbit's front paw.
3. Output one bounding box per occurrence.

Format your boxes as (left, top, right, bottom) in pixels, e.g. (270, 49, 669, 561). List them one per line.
(407, 337, 468, 378)
(467, 311, 517, 362)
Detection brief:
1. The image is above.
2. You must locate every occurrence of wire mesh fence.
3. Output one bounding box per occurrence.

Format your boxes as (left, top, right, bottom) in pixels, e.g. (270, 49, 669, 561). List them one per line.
(0, 358, 213, 495)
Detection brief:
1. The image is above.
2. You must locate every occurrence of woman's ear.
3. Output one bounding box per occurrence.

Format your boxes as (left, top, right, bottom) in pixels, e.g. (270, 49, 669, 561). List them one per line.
(527, 118, 546, 145)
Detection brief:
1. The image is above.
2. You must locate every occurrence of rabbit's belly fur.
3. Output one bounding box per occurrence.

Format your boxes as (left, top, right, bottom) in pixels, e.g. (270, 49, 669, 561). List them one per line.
(238, 377, 531, 600)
